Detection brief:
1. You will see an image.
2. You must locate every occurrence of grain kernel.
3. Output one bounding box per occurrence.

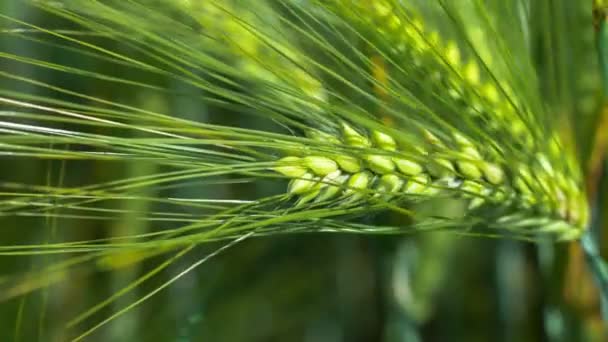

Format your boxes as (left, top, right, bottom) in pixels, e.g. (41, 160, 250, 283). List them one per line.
(336, 155, 361, 173)
(288, 173, 317, 195)
(304, 156, 338, 176)
(393, 158, 424, 176)
(366, 154, 395, 174)
(274, 156, 307, 177)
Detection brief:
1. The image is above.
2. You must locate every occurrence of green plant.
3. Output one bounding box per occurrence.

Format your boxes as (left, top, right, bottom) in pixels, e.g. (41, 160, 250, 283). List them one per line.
(0, 0, 606, 341)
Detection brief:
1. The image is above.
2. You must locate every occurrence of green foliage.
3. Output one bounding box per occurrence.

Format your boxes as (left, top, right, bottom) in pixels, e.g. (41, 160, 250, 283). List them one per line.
(0, 0, 605, 341)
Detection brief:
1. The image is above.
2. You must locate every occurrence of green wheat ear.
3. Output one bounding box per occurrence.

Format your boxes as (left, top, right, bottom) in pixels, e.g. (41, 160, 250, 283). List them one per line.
(194, 0, 590, 240)
(269, 0, 589, 240)
(0, 0, 589, 243)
